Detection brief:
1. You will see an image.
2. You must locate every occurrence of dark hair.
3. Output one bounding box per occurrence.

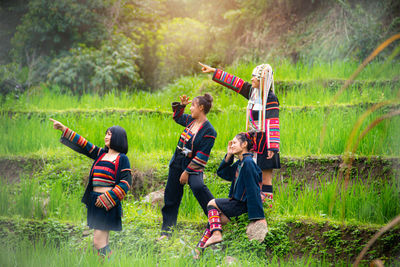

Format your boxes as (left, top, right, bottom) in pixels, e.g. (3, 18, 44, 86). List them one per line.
(105, 126, 128, 154)
(194, 93, 213, 114)
(235, 131, 256, 151)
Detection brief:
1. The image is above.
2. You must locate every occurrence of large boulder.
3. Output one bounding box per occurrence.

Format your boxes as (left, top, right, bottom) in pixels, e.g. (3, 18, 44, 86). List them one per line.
(246, 220, 268, 242)
(142, 189, 164, 208)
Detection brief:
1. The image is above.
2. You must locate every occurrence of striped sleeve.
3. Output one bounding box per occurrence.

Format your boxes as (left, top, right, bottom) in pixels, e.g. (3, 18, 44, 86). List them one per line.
(60, 128, 102, 159)
(265, 94, 280, 151)
(185, 132, 217, 174)
(212, 69, 252, 99)
(172, 102, 194, 127)
(98, 168, 132, 211)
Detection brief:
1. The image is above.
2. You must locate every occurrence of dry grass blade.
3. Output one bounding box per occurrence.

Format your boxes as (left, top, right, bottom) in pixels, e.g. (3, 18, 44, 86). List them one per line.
(353, 214, 400, 266)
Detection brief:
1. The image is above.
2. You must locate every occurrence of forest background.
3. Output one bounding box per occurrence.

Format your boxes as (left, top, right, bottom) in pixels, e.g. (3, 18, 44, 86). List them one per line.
(1, 0, 399, 93)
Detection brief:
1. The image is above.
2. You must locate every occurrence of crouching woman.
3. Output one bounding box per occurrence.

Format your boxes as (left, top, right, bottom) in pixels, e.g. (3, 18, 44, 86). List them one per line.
(50, 118, 132, 257)
(196, 132, 266, 250)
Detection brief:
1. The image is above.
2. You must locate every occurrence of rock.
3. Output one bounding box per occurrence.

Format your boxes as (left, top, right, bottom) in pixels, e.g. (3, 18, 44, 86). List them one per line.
(225, 256, 238, 265)
(142, 189, 164, 208)
(82, 229, 92, 236)
(246, 220, 268, 242)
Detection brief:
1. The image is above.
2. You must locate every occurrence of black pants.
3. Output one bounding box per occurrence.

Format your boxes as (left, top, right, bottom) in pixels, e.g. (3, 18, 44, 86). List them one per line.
(161, 163, 214, 235)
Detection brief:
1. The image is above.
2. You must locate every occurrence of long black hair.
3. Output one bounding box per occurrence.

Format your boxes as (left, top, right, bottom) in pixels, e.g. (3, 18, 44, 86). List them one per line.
(235, 131, 256, 152)
(105, 126, 128, 154)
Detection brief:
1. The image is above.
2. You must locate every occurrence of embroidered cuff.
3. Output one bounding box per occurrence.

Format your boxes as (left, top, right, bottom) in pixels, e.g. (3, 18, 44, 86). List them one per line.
(98, 192, 116, 211)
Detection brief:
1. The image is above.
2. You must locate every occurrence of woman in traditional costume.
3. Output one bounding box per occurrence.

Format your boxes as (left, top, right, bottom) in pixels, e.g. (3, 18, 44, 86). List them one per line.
(50, 118, 132, 257)
(159, 93, 217, 239)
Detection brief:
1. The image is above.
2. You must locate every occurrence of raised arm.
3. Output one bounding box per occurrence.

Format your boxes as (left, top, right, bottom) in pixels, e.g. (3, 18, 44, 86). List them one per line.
(199, 62, 252, 100)
(216, 140, 236, 181)
(50, 118, 103, 160)
(172, 95, 194, 127)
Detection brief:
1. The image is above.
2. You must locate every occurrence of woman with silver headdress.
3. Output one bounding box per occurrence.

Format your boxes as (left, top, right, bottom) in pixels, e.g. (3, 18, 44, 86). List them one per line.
(199, 62, 280, 206)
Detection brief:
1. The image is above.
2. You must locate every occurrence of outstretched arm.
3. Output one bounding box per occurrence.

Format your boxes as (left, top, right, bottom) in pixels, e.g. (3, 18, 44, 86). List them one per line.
(199, 62, 216, 73)
(199, 62, 252, 99)
(50, 118, 103, 159)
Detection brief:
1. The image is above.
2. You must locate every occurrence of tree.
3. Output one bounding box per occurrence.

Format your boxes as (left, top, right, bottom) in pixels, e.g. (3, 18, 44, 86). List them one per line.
(155, 17, 210, 87)
(11, 0, 111, 65)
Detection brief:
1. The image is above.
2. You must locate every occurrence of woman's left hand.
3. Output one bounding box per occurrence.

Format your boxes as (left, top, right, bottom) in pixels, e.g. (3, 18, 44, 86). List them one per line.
(266, 150, 275, 159)
(179, 171, 189, 185)
(95, 196, 105, 208)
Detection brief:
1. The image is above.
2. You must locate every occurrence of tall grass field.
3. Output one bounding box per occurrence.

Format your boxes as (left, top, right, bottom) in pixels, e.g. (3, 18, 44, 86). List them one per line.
(1, 59, 399, 266)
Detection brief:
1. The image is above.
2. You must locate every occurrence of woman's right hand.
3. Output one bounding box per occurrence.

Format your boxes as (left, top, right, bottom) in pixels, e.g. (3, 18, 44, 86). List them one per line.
(179, 95, 191, 106)
(225, 140, 234, 161)
(199, 62, 216, 73)
(49, 118, 66, 132)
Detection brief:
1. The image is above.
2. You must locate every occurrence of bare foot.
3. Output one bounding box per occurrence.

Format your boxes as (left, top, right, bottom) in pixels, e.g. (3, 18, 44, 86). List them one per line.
(156, 235, 168, 242)
(204, 232, 223, 247)
(192, 248, 203, 260)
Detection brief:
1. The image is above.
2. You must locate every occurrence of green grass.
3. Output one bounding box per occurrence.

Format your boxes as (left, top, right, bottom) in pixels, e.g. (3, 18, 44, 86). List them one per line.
(278, 82, 398, 107)
(1, 157, 399, 226)
(1, 60, 399, 112)
(0, 177, 85, 221)
(0, 231, 346, 267)
(1, 78, 398, 113)
(275, 174, 400, 225)
(225, 59, 400, 81)
(1, 103, 399, 156)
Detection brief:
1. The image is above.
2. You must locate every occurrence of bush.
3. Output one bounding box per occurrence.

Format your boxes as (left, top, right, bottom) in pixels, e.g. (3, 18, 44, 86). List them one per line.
(0, 63, 29, 96)
(47, 34, 143, 94)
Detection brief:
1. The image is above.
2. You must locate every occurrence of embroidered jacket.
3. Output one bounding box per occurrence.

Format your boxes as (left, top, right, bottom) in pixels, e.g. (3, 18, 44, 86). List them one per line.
(212, 69, 280, 152)
(60, 128, 132, 211)
(217, 153, 264, 220)
(171, 102, 217, 174)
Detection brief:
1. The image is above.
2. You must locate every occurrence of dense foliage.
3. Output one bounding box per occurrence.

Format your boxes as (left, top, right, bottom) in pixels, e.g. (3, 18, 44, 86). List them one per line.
(1, 0, 399, 93)
(47, 34, 142, 94)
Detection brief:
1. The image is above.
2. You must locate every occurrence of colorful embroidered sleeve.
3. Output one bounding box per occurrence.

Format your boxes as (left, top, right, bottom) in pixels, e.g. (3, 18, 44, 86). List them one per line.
(172, 102, 194, 127)
(185, 130, 217, 174)
(212, 69, 252, 99)
(60, 128, 103, 160)
(98, 155, 132, 211)
(98, 170, 132, 211)
(265, 93, 280, 151)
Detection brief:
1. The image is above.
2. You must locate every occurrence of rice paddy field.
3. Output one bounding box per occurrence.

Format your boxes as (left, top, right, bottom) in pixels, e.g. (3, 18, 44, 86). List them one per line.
(1, 60, 400, 266)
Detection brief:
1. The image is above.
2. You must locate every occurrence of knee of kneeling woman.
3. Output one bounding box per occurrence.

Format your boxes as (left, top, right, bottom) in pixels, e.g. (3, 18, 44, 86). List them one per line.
(207, 199, 216, 207)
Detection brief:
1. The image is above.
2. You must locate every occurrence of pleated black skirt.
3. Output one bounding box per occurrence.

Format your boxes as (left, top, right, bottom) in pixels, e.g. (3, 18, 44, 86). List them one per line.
(87, 191, 122, 231)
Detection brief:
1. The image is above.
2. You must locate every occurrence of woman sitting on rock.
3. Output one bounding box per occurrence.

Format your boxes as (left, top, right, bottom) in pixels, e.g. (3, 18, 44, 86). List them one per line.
(195, 132, 266, 254)
(199, 62, 280, 206)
